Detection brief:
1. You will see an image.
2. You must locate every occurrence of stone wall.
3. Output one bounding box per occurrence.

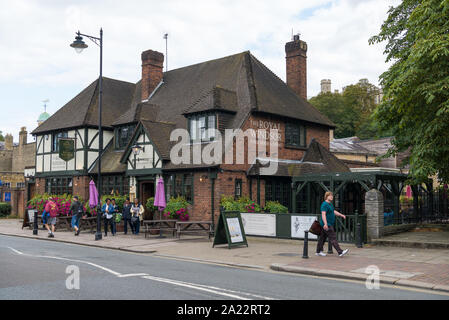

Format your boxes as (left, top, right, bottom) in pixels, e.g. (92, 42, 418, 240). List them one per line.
(365, 189, 384, 241)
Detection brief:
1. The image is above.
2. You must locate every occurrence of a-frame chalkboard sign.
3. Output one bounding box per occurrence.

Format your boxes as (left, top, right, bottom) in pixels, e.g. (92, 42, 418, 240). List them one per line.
(213, 210, 248, 249)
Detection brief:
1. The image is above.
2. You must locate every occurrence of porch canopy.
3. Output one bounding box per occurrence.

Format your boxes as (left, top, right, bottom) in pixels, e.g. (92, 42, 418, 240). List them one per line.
(291, 168, 413, 219)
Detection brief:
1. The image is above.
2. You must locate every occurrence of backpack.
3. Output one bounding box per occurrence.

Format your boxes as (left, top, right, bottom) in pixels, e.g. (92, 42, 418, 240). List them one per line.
(49, 202, 58, 218)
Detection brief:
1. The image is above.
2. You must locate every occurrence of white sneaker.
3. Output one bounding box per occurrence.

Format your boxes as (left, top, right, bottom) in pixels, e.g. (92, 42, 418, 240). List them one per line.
(339, 249, 349, 257)
(315, 252, 327, 257)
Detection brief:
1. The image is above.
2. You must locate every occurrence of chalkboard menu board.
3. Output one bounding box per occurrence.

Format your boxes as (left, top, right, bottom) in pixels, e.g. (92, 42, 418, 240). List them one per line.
(213, 211, 248, 249)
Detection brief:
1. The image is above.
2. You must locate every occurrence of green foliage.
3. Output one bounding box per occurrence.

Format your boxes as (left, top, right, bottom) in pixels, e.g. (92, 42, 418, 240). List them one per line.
(0, 131, 4, 142)
(0, 202, 11, 217)
(145, 197, 156, 212)
(309, 81, 389, 140)
(263, 201, 288, 214)
(369, 0, 449, 184)
(163, 196, 189, 220)
(220, 195, 261, 213)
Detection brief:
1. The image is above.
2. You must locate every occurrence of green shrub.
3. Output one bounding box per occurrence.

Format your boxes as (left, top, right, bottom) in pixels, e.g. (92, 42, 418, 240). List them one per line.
(163, 196, 189, 220)
(264, 201, 288, 213)
(0, 202, 11, 217)
(146, 197, 156, 212)
(220, 195, 261, 213)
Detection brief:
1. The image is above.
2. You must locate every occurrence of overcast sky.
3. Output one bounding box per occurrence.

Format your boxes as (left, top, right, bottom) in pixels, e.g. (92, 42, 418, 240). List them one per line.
(0, 0, 400, 142)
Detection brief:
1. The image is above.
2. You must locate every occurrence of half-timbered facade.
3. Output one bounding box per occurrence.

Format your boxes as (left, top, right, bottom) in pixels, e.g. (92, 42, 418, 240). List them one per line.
(32, 36, 351, 223)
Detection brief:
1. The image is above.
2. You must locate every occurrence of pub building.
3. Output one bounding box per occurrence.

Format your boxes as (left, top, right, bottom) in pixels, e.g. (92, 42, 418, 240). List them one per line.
(31, 35, 351, 225)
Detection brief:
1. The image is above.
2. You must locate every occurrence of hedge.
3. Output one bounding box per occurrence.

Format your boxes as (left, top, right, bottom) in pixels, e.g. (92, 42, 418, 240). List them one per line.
(0, 202, 12, 217)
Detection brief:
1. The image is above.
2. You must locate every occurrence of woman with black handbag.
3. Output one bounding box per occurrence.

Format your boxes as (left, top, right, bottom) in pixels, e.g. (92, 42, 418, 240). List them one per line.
(316, 192, 349, 257)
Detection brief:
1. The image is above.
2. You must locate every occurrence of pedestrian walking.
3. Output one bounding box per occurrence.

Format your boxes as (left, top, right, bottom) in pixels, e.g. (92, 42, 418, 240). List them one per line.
(131, 198, 144, 235)
(102, 198, 115, 237)
(122, 198, 134, 235)
(43, 197, 58, 238)
(70, 196, 86, 236)
(316, 191, 349, 257)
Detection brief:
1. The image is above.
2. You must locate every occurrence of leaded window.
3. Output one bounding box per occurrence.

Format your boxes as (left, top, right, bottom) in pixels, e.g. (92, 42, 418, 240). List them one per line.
(115, 125, 136, 150)
(52, 131, 68, 152)
(285, 122, 306, 148)
(166, 173, 194, 204)
(45, 177, 72, 195)
(188, 113, 217, 142)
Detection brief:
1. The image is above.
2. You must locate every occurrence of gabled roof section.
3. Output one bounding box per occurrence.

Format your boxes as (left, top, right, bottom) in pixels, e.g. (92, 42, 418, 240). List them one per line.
(183, 86, 238, 115)
(248, 54, 335, 128)
(32, 77, 136, 135)
(120, 120, 175, 164)
(248, 139, 349, 177)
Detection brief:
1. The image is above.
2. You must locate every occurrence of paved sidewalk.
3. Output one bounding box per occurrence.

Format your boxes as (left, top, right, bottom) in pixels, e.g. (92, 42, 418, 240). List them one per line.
(1, 219, 449, 293)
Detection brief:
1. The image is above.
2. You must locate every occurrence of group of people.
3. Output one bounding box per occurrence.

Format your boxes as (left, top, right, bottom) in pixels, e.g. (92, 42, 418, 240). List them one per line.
(40, 196, 145, 237)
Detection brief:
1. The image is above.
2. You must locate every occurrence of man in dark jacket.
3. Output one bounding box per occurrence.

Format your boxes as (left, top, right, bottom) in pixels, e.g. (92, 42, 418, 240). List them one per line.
(122, 198, 134, 235)
(70, 196, 85, 236)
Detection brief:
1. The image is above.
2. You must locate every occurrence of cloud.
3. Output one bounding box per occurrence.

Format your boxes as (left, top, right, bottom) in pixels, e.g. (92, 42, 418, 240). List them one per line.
(0, 0, 400, 141)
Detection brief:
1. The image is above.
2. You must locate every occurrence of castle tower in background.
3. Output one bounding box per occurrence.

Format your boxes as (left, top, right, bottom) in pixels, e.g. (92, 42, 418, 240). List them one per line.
(320, 79, 331, 93)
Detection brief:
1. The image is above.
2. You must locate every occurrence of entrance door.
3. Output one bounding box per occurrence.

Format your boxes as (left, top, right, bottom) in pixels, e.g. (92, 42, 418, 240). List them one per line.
(140, 181, 155, 220)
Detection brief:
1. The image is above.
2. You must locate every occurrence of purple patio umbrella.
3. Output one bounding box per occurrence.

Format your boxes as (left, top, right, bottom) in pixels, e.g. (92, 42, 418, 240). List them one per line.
(153, 178, 166, 238)
(89, 180, 99, 209)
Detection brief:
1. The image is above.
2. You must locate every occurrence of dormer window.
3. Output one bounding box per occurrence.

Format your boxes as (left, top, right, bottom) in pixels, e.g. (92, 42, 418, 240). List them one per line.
(115, 124, 136, 150)
(188, 113, 216, 142)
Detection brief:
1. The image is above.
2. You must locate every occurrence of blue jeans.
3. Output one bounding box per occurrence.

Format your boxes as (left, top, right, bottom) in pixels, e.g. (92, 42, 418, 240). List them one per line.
(134, 219, 140, 234)
(71, 215, 80, 229)
(42, 211, 50, 224)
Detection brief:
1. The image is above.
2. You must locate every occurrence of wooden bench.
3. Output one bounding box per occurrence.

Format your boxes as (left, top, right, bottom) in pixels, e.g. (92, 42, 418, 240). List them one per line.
(143, 219, 177, 238)
(176, 221, 214, 239)
(80, 216, 97, 233)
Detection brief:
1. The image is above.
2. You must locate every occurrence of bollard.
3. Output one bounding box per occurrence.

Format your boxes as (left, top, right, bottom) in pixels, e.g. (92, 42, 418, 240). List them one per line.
(356, 222, 363, 248)
(302, 231, 309, 259)
(327, 240, 333, 254)
(33, 210, 38, 235)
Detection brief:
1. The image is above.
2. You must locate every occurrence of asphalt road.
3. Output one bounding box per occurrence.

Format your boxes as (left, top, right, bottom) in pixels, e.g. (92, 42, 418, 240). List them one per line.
(0, 235, 448, 300)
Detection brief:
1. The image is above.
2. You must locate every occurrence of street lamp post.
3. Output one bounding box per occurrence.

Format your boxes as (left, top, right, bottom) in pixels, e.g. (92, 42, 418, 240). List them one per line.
(70, 29, 104, 241)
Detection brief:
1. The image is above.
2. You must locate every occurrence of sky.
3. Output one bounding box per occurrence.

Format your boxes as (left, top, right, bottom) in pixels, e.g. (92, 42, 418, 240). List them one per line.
(0, 0, 400, 143)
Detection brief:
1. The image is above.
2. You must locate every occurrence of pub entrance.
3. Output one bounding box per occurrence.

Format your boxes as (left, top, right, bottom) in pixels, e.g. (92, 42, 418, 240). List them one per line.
(139, 180, 155, 220)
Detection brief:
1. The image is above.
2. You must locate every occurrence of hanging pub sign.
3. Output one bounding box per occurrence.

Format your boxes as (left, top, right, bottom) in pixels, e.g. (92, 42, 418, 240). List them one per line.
(213, 210, 248, 249)
(59, 138, 75, 162)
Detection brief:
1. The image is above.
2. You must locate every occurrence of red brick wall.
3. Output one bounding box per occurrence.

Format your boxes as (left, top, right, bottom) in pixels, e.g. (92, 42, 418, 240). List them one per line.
(73, 176, 90, 202)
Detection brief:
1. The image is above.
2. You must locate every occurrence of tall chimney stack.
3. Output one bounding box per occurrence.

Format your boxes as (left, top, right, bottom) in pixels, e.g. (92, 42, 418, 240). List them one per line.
(285, 34, 308, 100)
(141, 49, 164, 101)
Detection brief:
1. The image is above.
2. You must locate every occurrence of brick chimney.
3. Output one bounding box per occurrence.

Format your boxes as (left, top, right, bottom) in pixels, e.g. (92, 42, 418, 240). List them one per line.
(141, 49, 164, 101)
(19, 127, 27, 146)
(285, 35, 308, 100)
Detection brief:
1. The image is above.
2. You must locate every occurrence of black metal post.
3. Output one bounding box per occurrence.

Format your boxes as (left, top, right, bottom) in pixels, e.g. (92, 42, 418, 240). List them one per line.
(302, 231, 309, 259)
(95, 28, 103, 241)
(356, 222, 363, 248)
(33, 210, 38, 235)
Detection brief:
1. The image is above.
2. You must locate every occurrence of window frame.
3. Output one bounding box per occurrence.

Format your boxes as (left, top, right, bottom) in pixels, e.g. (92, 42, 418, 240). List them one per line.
(235, 179, 242, 199)
(285, 122, 306, 148)
(52, 131, 68, 153)
(188, 113, 217, 143)
(115, 124, 136, 150)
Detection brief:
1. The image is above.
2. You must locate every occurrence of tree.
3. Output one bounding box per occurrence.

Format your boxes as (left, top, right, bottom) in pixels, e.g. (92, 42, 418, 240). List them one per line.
(309, 80, 388, 139)
(0, 131, 4, 142)
(369, 0, 449, 183)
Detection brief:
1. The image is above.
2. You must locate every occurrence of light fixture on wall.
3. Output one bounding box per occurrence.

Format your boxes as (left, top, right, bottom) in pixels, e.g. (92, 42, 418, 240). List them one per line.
(200, 175, 208, 182)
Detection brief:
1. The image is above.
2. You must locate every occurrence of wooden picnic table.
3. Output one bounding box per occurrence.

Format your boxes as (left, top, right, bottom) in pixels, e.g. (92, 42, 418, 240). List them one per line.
(176, 221, 214, 239)
(142, 219, 177, 238)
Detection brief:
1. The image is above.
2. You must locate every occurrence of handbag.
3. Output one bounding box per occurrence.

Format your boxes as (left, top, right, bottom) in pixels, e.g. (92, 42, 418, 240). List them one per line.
(309, 220, 323, 236)
(131, 215, 139, 224)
